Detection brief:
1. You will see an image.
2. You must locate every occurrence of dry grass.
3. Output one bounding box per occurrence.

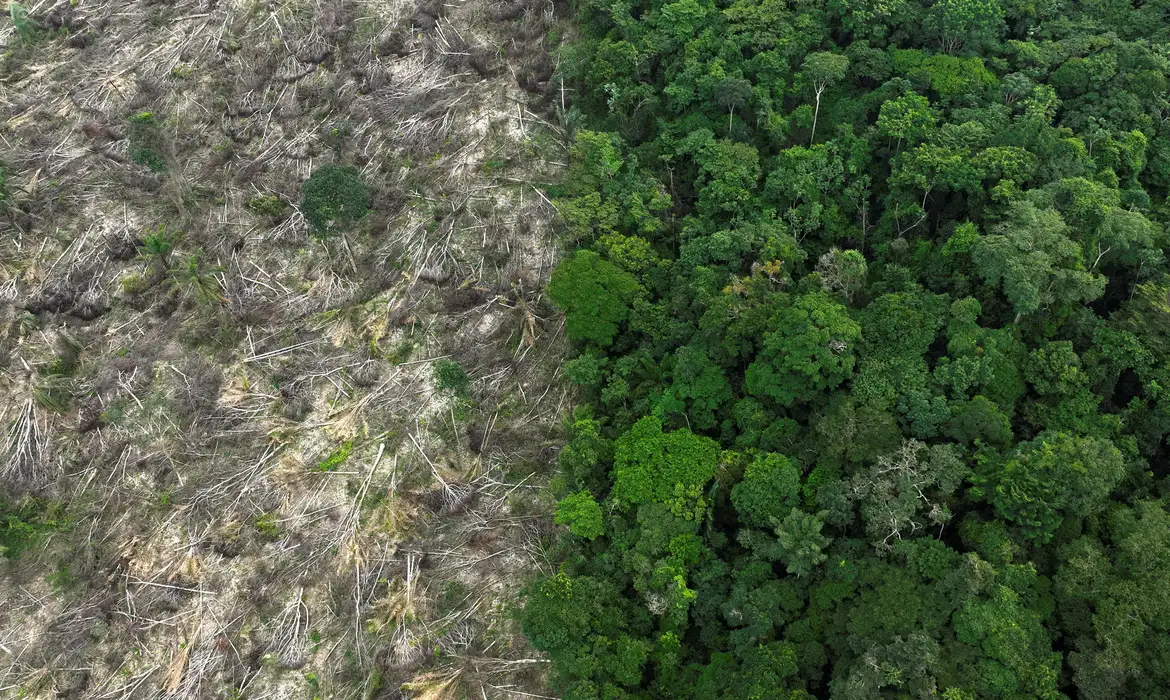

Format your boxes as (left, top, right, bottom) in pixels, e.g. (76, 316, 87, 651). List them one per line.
(0, 0, 567, 697)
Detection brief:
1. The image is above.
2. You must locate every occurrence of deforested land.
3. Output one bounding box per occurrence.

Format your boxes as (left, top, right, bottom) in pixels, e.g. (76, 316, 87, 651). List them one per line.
(1, 1, 569, 698)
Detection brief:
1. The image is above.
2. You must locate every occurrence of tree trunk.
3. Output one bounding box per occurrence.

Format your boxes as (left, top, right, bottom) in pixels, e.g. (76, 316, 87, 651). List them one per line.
(810, 87, 823, 144)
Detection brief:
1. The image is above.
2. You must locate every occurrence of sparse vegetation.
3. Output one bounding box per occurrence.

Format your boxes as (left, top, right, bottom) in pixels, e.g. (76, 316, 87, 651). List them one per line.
(0, 498, 65, 560)
(314, 442, 353, 472)
(0, 1, 564, 698)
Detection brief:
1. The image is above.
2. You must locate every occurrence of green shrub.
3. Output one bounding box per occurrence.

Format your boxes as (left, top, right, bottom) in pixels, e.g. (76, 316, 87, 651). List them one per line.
(300, 165, 371, 239)
(34, 374, 73, 412)
(127, 111, 167, 172)
(120, 274, 151, 295)
(0, 498, 66, 560)
(433, 358, 470, 396)
(9, 3, 36, 44)
(248, 194, 286, 218)
(253, 512, 281, 539)
(138, 225, 176, 271)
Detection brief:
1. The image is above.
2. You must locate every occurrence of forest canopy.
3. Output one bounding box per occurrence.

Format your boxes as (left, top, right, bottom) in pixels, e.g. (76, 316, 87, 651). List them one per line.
(525, 0, 1170, 698)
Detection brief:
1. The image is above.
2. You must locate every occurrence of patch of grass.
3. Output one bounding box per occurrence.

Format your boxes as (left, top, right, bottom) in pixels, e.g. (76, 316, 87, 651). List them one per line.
(33, 374, 73, 412)
(385, 339, 416, 365)
(253, 512, 281, 540)
(46, 564, 81, 595)
(120, 273, 150, 295)
(100, 400, 126, 426)
(314, 442, 353, 472)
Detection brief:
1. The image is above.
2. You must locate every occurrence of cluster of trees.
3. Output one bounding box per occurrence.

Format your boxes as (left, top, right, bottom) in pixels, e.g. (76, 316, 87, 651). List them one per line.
(524, 0, 1170, 698)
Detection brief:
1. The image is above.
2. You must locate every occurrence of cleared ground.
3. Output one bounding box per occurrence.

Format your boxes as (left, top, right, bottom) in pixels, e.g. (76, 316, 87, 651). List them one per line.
(0, 1, 568, 697)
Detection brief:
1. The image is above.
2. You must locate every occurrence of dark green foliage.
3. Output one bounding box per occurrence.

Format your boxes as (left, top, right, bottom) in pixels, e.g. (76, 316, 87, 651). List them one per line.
(744, 292, 861, 407)
(432, 358, 470, 396)
(300, 165, 371, 239)
(976, 431, 1126, 543)
(127, 111, 167, 172)
(525, 0, 1170, 696)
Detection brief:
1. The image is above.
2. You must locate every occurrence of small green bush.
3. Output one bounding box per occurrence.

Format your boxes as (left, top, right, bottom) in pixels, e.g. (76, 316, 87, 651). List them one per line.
(9, 3, 36, 44)
(121, 274, 151, 295)
(433, 359, 470, 396)
(300, 165, 371, 239)
(253, 512, 281, 539)
(0, 498, 66, 560)
(248, 194, 286, 218)
(127, 111, 167, 172)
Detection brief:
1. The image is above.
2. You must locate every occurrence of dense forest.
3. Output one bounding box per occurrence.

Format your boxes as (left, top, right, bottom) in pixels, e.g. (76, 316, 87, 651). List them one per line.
(523, 0, 1170, 698)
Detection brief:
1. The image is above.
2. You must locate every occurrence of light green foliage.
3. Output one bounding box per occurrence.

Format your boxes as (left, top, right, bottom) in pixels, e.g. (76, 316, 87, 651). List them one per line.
(953, 584, 1062, 699)
(314, 442, 353, 472)
(974, 201, 1106, 317)
(768, 509, 832, 578)
(300, 165, 371, 239)
(876, 92, 937, 150)
(745, 292, 861, 407)
(610, 416, 719, 507)
(549, 250, 643, 347)
(556, 491, 605, 540)
(979, 432, 1126, 543)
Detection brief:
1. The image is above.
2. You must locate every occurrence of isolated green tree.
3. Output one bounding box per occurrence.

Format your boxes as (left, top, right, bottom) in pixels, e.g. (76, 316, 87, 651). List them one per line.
(802, 52, 850, 143)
